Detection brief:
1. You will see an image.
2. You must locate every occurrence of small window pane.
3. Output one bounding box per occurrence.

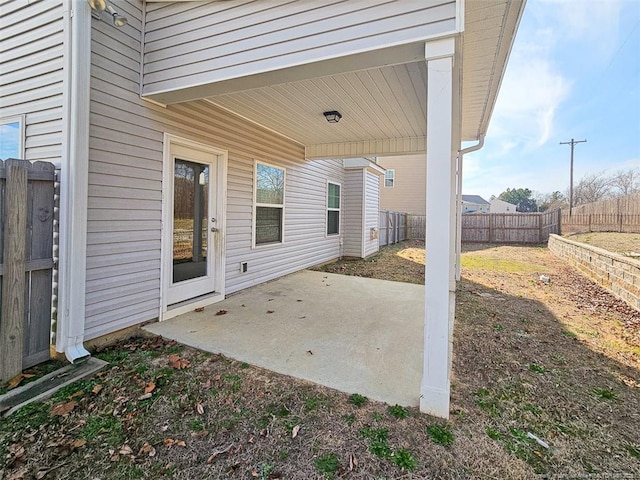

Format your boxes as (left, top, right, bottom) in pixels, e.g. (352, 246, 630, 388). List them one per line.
(0, 121, 21, 160)
(256, 163, 284, 204)
(256, 206, 282, 244)
(384, 170, 394, 188)
(327, 210, 339, 235)
(328, 183, 340, 209)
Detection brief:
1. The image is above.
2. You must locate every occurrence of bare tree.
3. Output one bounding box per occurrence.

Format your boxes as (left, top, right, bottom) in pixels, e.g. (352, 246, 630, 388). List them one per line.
(609, 168, 640, 196)
(572, 171, 612, 206)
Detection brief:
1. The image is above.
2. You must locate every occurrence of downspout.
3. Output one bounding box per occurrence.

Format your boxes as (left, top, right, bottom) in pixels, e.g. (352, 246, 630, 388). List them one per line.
(57, 0, 91, 363)
(455, 135, 485, 281)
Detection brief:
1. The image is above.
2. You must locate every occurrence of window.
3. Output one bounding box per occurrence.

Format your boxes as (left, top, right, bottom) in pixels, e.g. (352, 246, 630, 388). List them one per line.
(384, 169, 395, 188)
(327, 182, 341, 235)
(254, 161, 285, 246)
(0, 115, 24, 160)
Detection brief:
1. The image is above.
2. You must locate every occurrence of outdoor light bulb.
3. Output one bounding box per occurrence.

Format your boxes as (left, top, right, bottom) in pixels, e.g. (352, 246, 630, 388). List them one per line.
(87, 0, 107, 12)
(112, 13, 128, 27)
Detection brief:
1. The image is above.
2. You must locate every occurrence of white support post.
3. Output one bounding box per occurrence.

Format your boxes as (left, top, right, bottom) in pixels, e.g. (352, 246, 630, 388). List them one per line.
(57, 0, 91, 363)
(421, 38, 456, 418)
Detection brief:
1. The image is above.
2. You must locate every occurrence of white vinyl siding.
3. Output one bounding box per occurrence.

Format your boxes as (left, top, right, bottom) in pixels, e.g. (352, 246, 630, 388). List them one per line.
(142, 0, 456, 96)
(343, 170, 364, 257)
(86, 0, 343, 339)
(364, 171, 380, 257)
(0, 1, 64, 165)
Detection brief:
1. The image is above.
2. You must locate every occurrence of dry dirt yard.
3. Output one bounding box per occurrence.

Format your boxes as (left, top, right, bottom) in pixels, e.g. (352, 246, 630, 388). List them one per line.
(568, 232, 640, 255)
(1, 241, 639, 479)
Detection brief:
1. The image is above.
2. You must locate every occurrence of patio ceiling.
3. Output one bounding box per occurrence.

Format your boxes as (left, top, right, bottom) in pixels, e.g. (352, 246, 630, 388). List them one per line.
(202, 0, 522, 155)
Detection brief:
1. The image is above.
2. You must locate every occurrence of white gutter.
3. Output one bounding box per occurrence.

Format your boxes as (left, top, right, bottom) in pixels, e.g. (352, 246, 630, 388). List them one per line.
(57, 0, 91, 363)
(455, 135, 485, 281)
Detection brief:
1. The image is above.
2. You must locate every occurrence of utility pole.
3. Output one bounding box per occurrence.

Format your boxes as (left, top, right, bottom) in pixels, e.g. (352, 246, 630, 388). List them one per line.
(560, 138, 587, 215)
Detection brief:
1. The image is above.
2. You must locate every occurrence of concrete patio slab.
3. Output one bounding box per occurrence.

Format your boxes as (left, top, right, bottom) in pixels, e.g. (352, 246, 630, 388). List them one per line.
(144, 270, 424, 406)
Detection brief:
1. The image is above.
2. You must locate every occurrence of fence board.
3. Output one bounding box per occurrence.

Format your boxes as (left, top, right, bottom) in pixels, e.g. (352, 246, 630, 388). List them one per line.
(1, 162, 28, 381)
(0, 159, 55, 380)
(562, 193, 640, 234)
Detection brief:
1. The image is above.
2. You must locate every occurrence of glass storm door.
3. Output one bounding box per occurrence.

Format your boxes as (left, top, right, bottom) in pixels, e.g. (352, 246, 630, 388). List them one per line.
(166, 149, 217, 305)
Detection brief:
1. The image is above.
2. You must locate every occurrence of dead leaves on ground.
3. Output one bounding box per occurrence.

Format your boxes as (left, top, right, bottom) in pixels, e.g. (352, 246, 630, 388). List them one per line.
(168, 354, 190, 369)
(163, 438, 187, 449)
(50, 401, 77, 416)
(7, 373, 35, 390)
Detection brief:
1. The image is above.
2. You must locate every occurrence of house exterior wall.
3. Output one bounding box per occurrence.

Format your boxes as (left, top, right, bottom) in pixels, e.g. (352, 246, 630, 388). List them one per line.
(343, 169, 364, 257)
(142, 0, 457, 97)
(462, 202, 489, 214)
(378, 155, 426, 215)
(86, 1, 344, 340)
(364, 170, 381, 257)
(0, 1, 65, 165)
(490, 198, 516, 213)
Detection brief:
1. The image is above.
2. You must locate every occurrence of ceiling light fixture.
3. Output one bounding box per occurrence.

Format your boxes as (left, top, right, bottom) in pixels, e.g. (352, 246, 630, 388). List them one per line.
(323, 111, 342, 124)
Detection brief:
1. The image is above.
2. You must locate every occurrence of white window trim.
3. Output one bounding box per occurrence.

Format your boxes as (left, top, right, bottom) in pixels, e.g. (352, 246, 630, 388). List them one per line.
(253, 159, 286, 249)
(0, 114, 25, 160)
(384, 169, 395, 188)
(326, 180, 341, 237)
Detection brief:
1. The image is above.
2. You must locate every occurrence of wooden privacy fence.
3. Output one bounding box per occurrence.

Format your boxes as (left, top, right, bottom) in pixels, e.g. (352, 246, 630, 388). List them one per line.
(0, 159, 55, 382)
(461, 211, 561, 243)
(379, 210, 408, 246)
(561, 193, 640, 234)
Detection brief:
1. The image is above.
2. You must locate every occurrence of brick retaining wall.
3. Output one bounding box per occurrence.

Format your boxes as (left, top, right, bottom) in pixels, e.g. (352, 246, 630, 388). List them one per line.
(548, 234, 640, 312)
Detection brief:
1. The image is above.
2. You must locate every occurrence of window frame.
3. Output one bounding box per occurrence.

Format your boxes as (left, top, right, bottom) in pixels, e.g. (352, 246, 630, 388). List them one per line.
(384, 169, 395, 188)
(0, 114, 25, 161)
(326, 180, 341, 237)
(252, 159, 286, 248)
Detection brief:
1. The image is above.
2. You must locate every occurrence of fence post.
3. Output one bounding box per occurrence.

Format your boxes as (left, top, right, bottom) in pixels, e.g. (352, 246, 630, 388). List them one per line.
(588, 214, 592, 232)
(386, 211, 390, 246)
(557, 209, 562, 236)
(538, 213, 543, 243)
(488, 214, 493, 243)
(1, 162, 28, 382)
(619, 213, 623, 233)
(405, 213, 409, 240)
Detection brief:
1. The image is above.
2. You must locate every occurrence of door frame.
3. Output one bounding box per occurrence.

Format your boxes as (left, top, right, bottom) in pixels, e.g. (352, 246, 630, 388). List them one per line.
(160, 133, 227, 320)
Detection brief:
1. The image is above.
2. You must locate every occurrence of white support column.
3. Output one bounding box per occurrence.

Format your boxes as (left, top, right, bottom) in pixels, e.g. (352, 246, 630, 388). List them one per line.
(421, 38, 456, 418)
(57, 0, 91, 363)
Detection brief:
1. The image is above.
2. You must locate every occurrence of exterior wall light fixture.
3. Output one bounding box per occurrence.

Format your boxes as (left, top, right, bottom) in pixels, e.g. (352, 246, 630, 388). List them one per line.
(323, 111, 342, 123)
(87, 0, 128, 28)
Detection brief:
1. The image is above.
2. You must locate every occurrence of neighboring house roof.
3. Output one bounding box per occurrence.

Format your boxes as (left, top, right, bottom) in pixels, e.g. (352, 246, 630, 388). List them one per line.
(461, 195, 490, 205)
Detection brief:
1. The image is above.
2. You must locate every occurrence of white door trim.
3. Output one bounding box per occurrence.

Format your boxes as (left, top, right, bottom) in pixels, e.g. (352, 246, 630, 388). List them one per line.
(160, 133, 227, 320)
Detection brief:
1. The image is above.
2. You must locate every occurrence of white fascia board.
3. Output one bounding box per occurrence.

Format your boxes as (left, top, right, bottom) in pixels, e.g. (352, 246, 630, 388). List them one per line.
(57, 0, 91, 363)
(342, 158, 386, 176)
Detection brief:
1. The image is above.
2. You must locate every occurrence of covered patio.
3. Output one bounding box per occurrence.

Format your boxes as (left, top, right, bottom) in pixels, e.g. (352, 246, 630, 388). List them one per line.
(145, 270, 424, 406)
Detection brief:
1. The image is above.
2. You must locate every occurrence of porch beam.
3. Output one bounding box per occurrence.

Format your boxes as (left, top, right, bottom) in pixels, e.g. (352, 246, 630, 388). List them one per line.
(306, 136, 426, 160)
(421, 38, 456, 419)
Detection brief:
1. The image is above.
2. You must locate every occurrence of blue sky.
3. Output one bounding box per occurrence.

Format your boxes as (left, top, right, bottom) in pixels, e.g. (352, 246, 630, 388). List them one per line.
(463, 0, 640, 200)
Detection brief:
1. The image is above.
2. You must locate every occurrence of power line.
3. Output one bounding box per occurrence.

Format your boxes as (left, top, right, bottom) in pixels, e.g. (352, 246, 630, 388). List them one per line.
(560, 138, 587, 215)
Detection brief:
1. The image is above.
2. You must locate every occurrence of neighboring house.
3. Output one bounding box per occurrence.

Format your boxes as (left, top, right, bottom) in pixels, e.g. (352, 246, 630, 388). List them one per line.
(378, 155, 427, 215)
(0, 0, 525, 418)
(462, 195, 490, 213)
(490, 198, 517, 213)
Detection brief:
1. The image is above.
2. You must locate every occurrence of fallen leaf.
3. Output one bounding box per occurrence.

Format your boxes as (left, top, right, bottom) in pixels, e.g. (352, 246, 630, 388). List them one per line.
(144, 381, 156, 394)
(7, 373, 35, 390)
(168, 354, 190, 369)
(195, 307, 205, 312)
(252, 469, 259, 477)
(267, 473, 283, 479)
(92, 384, 103, 395)
(119, 445, 134, 455)
(207, 443, 234, 463)
(50, 401, 78, 416)
(164, 438, 187, 448)
(72, 439, 87, 449)
(215, 310, 228, 316)
(291, 425, 300, 438)
(196, 402, 204, 415)
(267, 310, 275, 314)
(139, 443, 157, 457)
(138, 393, 153, 401)
(191, 430, 209, 439)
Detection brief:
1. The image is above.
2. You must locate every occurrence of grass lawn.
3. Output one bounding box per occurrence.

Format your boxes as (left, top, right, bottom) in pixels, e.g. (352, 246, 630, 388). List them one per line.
(1, 242, 639, 479)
